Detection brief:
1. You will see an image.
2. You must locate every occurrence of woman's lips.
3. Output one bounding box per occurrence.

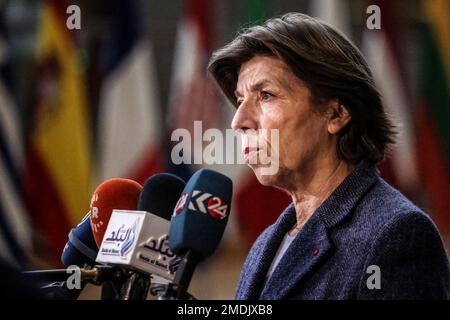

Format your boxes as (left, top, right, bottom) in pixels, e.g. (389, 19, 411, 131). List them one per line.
(244, 147, 260, 162)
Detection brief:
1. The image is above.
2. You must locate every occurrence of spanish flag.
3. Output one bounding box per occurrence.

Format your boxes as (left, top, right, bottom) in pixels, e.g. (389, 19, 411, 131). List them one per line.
(23, 0, 92, 265)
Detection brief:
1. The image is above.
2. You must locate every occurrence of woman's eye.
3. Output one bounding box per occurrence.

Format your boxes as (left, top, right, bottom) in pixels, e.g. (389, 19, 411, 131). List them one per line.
(260, 91, 273, 101)
(236, 98, 244, 106)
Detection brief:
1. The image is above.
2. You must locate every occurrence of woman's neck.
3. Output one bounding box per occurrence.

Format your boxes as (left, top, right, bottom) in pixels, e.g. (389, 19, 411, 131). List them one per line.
(288, 159, 355, 236)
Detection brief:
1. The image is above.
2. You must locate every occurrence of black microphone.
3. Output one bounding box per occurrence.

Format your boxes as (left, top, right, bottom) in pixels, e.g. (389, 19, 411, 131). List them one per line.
(137, 173, 186, 219)
(165, 168, 233, 299)
(126, 172, 186, 300)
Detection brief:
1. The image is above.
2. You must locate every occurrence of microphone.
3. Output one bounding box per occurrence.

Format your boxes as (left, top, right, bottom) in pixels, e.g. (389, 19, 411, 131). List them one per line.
(90, 178, 143, 248)
(38, 212, 108, 299)
(137, 173, 186, 220)
(89, 178, 143, 299)
(61, 212, 98, 268)
(166, 168, 233, 299)
(37, 211, 96, 300)
(35, 211, 98, 300)
(61, 179, 142, 267)
(45, 179, 142, 299)
(34, 212, 100, 300)
(95, 173, 186, 298)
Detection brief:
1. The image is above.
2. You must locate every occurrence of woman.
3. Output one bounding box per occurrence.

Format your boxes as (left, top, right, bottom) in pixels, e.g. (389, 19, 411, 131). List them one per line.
(208, 13, 450, 299)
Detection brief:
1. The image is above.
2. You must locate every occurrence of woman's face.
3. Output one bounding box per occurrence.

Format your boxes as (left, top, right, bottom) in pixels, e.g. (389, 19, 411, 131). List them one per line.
(232, 55, 336, 188)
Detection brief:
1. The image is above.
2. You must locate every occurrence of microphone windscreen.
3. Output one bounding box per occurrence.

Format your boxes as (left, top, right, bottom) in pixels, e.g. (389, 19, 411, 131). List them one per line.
(90, 178, 143, 247)
(137, 173, 186, 221)
(61, 212, 98, 267)
(169, 168, 232, 259)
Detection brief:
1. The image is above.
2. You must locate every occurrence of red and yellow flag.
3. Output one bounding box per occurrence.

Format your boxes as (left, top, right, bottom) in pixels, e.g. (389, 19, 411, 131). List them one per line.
(24, 0, 92, 264)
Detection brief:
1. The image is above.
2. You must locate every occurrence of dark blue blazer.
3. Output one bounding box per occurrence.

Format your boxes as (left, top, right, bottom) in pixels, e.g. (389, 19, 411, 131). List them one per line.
(236, 161, 450, 299)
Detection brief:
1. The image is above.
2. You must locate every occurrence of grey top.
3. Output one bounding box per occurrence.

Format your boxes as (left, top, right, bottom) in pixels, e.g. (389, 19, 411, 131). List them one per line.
(266, 232, 296, 281)
(235, 161, 450, 299)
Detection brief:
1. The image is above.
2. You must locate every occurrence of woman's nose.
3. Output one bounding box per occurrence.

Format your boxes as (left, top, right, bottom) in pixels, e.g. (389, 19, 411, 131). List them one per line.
(231, 99, 258, 132)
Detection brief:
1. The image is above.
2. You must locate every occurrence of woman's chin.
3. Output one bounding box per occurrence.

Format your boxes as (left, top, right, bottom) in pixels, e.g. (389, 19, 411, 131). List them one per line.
(251, 165, 281, 187)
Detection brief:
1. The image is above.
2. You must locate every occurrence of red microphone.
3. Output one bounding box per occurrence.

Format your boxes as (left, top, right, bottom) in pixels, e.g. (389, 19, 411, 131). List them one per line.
(90, 178, 143, 247)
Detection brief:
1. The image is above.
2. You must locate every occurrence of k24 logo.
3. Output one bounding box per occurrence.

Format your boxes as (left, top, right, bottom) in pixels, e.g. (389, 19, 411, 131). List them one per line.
(173, 191, 228, 220)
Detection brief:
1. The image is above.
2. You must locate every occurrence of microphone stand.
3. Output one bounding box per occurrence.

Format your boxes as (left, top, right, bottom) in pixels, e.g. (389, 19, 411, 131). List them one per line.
(159, 250, 200, 300)
(23, 265, 130, 300)
(22, 265, 123, 283)
(120, 272, 151, 300)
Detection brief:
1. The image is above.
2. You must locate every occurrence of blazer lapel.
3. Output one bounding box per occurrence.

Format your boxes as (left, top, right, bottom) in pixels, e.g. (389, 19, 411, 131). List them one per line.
(238, 204, 296, 300)
(260, 209, 332, 299)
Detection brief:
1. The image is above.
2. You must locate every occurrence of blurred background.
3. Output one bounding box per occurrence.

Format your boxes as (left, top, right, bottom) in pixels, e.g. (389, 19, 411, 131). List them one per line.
(0, 0, 448, 299)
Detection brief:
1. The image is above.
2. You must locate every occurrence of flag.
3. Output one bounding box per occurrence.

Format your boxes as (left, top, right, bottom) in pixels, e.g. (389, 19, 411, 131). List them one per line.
(167, 0, 222, 182)
(23, 0, 92, 264)
(414, 0, 450, 240)
(96, 0, 164, 186)
(311, 0, 422, 199)
(361, 0, 420, 196)
(0, 20, 32, 267)
(360, 0, 450, 242)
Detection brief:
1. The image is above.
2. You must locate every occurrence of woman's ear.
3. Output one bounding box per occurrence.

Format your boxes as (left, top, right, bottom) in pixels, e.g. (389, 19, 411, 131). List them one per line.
(327, 101, 351, 135)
